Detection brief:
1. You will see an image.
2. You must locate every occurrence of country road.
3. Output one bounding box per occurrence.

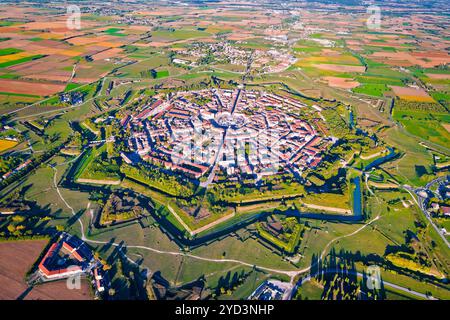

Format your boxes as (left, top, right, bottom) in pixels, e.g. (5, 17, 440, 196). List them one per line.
(402, 182, 450, 249)
(299, 271, 436, 300)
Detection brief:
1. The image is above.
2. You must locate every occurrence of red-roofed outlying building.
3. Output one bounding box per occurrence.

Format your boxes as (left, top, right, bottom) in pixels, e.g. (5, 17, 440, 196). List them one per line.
(38, 243, 83, 279)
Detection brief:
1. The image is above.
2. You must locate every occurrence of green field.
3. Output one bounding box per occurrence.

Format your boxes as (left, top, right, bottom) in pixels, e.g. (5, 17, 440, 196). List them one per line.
(0, 48, 24, 56)
(74, 145, 121, 182)
(0, 91, 40, 98)
(393, 110, 450, 149)
(0, 73, 20, 79)
(0, 54, 45, 68)
(152, 69, 169, 79)
(104, 27, 127, 37)
(295, 279, 324, 300)
(256, 221, 303, 254)
(352, 83, 387, 97)
(64, 83, 83, 92)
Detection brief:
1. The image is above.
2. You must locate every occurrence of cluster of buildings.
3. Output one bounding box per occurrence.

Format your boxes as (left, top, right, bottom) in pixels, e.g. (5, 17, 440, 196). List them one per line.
(119, 88, 332, 182)
(172, 58, 197, 67)
(253, 48, 297, 74)
(59, 91, 84, 105)
(36, 233, 108, 297)
(1, 159, 32, 181)
(430, 203, 450, 216)
(261, 216, 285, 238)
(429, 179, 450, 218)
(184, 41, 251, 66)
(0, 128, 18, 144)
(180, 41, 298, 74)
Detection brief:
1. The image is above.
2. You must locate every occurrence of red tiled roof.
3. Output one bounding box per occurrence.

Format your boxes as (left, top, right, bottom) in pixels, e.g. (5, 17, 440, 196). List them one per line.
(38, 240, 85, 277)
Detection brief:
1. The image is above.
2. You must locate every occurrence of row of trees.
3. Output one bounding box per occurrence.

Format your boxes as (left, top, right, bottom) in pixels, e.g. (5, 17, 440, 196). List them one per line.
(303, 249, 386, 300)
(121, 163, 196, 198)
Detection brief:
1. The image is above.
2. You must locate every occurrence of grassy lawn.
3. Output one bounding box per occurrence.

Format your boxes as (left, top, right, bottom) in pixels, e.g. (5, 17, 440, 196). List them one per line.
(173, 255, 238, 286)
(256, 222, 303, 254)
(355, 262, 450, 299)
(0, 48, 24, 56)
(191, 234, 297, 271)
(381, 126, 434, 186)
(393, 110, 450, 149)
(296, 279, 323, 300)
(385, 288, 417, 300)
(75, 145, 121, 182)
(104, 27, 127, 37)
(302, 191, 351, 210)
(64, 83, 83, 92)
(216, 183, 305, 204)
(352, 83, 388, 97)
(218, 268, 272, 300)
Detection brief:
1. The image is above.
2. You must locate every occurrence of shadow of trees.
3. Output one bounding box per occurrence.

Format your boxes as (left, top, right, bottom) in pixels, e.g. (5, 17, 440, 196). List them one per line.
(307, 248, 386, 300)
(105, 241, 148, 300)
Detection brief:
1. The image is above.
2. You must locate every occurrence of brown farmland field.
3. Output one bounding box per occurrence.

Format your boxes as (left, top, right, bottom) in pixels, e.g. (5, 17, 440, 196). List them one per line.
(0, 240, 48, 300)
(391, 86, 436, 102)
(25, 279, 93, 300)
(0, 79, 65, 96)
(322, 76, 360, 89)
(426, 73, 450, 80)
(314, 64, 366, 73)
(91, 48, 124, 61)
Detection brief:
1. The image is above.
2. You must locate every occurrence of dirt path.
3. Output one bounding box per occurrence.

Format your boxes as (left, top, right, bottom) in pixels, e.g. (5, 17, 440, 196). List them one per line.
(167, 204, 194, 236)
(360, 151, 382, 160)
(190, 212, 235, 236)
(301, 203, 352, 215)
(76, 178, 121, 185)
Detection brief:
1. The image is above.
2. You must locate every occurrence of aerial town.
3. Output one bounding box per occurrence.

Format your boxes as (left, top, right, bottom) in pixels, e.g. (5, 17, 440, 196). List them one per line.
(0, 0, 449, 305)
(124, 89, 330, 182)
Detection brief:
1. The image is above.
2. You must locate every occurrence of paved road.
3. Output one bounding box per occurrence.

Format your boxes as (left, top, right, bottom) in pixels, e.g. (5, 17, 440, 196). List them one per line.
(403, 179, 450, 249)
(299, 270, 437, 300)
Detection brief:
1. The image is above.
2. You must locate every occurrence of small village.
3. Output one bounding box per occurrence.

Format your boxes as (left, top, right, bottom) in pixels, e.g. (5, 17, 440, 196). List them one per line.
(178, 41, 297, 74)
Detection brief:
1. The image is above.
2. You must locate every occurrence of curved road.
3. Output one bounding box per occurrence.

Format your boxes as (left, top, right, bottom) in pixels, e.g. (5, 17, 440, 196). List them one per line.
(402, 182, 450, 249)
(299, 270, 436, 300)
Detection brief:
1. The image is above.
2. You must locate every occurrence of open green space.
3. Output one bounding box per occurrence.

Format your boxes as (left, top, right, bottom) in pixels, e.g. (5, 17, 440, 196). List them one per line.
(0, 54, 45, 68)
(0, 48, 24, 56)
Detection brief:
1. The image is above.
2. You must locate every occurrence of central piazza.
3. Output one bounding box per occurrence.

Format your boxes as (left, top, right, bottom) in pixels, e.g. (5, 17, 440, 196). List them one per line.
(123, 89, 334, 183)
